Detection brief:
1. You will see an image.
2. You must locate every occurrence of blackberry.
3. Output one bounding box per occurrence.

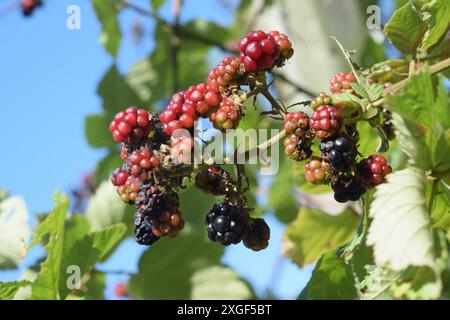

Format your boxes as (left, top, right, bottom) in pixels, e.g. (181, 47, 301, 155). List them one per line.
(284, 133, 312, 161)
(284, 111, 309, 135)
(330, 71, 357, 95)
(310, 92, 332, 109)
(304, 157, 331, 184)
(109, 107, 152, 144)
(332, 175, 366, 203)
(239, 30, 281, 72)
(268, 30, 294, 64)
(195, 167, 232, 196)
(150, 210, 184, 238)
(310, 105, 342, 139)
(358, 155, 391, 189)
(209, 96, 241, 131)
(320, 136, 356, 171)
(243, 218, 270, 251)
(206, 203, 249, 246)
(208, 56, 243, 93)
(134, 213, 160, 246)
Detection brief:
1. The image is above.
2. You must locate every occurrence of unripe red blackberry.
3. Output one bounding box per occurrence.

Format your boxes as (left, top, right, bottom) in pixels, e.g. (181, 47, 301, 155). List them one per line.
(117, 175, 144, 204)
(206, 203, 249, 246)
(358, 155, 391, 189)
(134, 213, 160, 246)
(239, 30, 281, 72)
(268, 31, 294, 63)
(284, 133, 312, 161)
(111, 167, 130, 187)
(284, 111, 309, 135)
(114, 283, 128, 298)
(109, 107, 152, 144)
(320, 136, 356, 171)
(126, 147, 159, 177)
(304, 157, 331, 184)
(330, 72, 357, 94)
(310, 92, 332, 109)
(149, 210, 185, 238)
(208, 56, 242, 93)
(332, 175, 366, 203)
(310, 105, 342, 139)
(159, 91, 196, 135)
(209, 96, 241, 131)
(195, 167, 232, 196)
(243, 218, 270, 251)
(184, 83, 222, 117)
(135, 184, 165, 216)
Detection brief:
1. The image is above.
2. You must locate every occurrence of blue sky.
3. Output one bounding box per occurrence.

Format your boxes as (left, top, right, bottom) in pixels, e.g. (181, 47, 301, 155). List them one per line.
(0, 0, 312, 299)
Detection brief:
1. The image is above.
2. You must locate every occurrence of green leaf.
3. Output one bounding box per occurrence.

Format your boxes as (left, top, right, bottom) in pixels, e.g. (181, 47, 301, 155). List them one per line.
(416, 0, 450, 52)
(0, 280, 31, 300)
(391, 113, 431, 170)
(30, 192, 70, 300)
(86, 181, 130, 231)
(367, 168, 435, 271)
(349, 83, 369, 99)
(190, 265, 254, 300)
(126, 58, 155, 104)
(391, 266, 442, 299)
(360, 266, 398, 300)
(267, 159, 298, 223)
(150, 0, 165, 10)
(434, 129, 450, 172)
(59, 224, 126, 299)
(304, 250, 358, 300)
(63, 215, 90, 254)
(430, 180, 450, 230)
(384, 2, 427, 54)
(98, 66, 145, 115)
(283, 208, 359, 267)
(0, 197, 30, 270)
(84, 114, 116, 149)
(83, 271, 106, 300)
(387, 71, 434, 130)
(129, 232, 224, 299)
(367, 83, 384, 101)
(92, 0, 121, 57)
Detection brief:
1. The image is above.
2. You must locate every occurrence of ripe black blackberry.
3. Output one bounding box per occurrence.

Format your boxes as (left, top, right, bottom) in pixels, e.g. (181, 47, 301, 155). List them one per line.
(320, 136, 356, 171)
(134, 213, 160, 246)
(206, 203, 249, 246)
(332, 175, 366, 203)
(243, 218, 270, 251)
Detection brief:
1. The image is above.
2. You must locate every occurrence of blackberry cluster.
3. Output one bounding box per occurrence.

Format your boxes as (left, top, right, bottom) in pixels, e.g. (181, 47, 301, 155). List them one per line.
(109, 107, 152, 144)
(208, 56, 243, 93)
(304, 157, 331, 185)
(332, 175, 366, 203)
(330, 71, 357, 94)
(209, 97, 241, 131)
(283, 111, 313, 161)
(206, 203, 249, 246)
(310, 105, 342, 139)
(239, 30, 292, 72)
(243, 218, 270, 251)
(320, 136, 356, 171)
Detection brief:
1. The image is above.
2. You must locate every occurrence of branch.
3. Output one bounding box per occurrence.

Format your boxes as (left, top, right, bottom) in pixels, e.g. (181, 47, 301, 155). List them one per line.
(371, 57, 450, 108)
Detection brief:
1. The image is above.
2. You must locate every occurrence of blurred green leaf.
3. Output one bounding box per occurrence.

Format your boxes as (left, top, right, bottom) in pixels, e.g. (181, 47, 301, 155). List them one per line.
(303, 249, 358, 300)
(415, 0, 450, 52)
(63, 215, 90, 254)
(86, 181, 130, 231)
(84, 271, 106, 300)
(0, 281, 31, 300)
(190, 265, 254, 300)
(0, 197, 30, 270)
(284, 208, 359, 267)
(30, 192, 70, 299)
(384, 2, 427, 55)
(360, 266, 398, 299)
(150, 0, 165, 10)
(98, 66, 145, 115)
(59, 224, 126, 299)
(85, 114, 116, 149)
(267, 158, 298, 223)
(92, 0, 121, 57)
(430, 180, 450, 230)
